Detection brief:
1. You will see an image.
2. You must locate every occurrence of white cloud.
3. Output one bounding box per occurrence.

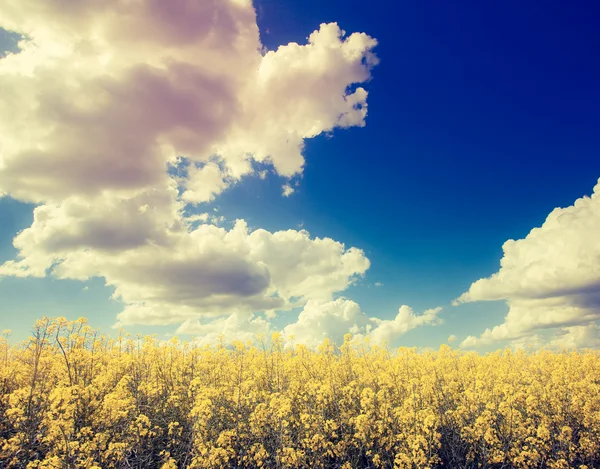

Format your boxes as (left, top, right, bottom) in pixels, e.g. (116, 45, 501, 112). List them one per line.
(282, 299, 442, 347)
(0, 185, 185, 277)
(458, 178, 600, 348)
(282, 299, 369, 347)
(0, 1, 377, 203)
(365, 305, 442, 345)
(175, 300, 444, 349)
(475, 323, 600, 352)
(181, 162, 233, 204)
(213, 23, 378, 179)
(2, 209, 370, 326)
(282, 184, 295, 197)
(0, 1, 378, 331)
(176, 311, 271, 346)
(186, 212, 210, 224)
(548, 323, 600, 349)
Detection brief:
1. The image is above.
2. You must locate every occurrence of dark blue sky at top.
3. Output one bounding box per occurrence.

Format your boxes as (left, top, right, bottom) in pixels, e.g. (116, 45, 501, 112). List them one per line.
(205, 0, 600, 330)
(246, 0, 600, 298)
(1, 0, 599, 344)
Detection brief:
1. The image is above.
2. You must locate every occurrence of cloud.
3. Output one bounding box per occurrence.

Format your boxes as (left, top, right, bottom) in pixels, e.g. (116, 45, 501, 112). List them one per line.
(0, 1, 377, 203)
(548, 323, 600, 349)
(1, 208, 370, 325)
(215, 24, 378, 179)
(175, 299, 442, 349)
(0, 1, 378, 330)
(187, 213, 210, 224)
(176, 311, 271, 346)
(1, 186, 184, 272)
(282, 184, 295, 197)
(480, 323, 600, 351)
(365, 305, 443, 345)
(458, 178, 600, 348)
(181, 162, 234, 204)
(282, 299, 442, 347)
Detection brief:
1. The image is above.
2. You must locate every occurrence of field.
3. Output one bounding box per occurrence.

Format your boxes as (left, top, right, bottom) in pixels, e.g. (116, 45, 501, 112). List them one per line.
(1, 318, 599, 469)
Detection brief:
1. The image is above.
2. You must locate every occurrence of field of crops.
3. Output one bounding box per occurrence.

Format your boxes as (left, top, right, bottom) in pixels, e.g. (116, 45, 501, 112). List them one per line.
(1, 317, 599, 469)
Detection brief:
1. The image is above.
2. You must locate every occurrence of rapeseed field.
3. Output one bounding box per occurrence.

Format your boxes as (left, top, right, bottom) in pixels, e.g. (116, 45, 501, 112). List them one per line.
(1, 318, 599, 469)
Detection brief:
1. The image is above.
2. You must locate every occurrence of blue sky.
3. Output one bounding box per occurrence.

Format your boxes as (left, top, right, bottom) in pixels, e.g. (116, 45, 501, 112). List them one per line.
(1, 0, 599, 350)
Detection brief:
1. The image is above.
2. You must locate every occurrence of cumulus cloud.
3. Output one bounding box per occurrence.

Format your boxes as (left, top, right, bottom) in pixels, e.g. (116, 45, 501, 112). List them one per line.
(0, 0, 378, 330)
(458, 178, 600, 348)
(186, 212, 210, 224)
(548, 323, 600, 349)
(181, 162, 234, 204)
(1, 186, 184, 277)
(1, 208, 369, 325)
(173, 299, 442, 348)
(282, 299, 442, 347)
(481, 323, 600, 352)
(0, 1, 377, 203)
(176, 311, 271, 346)
(282, 184, 295, 197)
(366, 305, 443, 345)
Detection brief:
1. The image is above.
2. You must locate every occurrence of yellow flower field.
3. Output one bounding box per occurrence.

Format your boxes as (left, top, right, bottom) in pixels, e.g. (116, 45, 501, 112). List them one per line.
(1, 317, 599, 469)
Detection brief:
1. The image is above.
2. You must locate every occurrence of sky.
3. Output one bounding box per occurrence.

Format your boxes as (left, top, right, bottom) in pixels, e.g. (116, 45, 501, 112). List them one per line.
(1, 0, 599, 351)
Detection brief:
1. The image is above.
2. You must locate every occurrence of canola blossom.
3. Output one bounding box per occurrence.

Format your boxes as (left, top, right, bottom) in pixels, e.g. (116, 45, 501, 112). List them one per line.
(1, 318, 599, 468)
